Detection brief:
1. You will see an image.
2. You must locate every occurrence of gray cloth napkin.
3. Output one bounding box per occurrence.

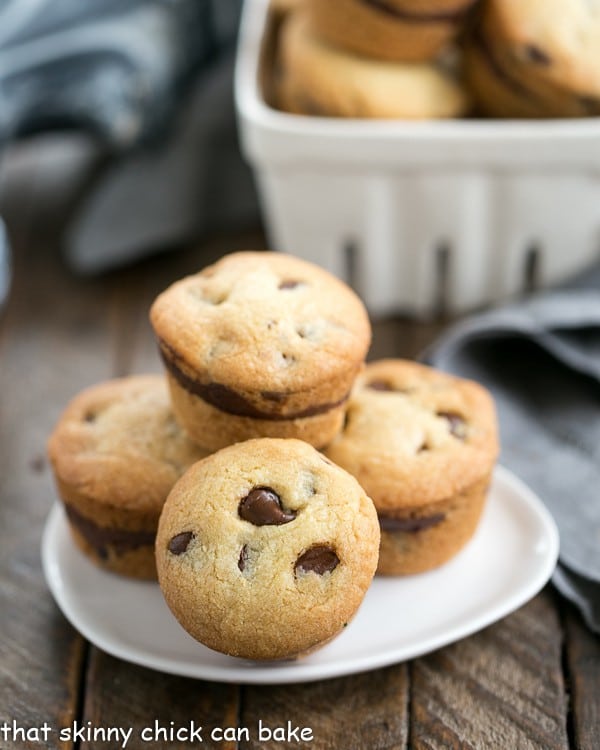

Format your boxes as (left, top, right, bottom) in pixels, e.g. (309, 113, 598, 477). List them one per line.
(0, 0, 241, 147)
(425, 269, 600, 632)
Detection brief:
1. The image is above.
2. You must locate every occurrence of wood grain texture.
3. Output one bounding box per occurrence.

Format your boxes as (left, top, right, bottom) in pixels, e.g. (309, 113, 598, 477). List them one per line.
(410, 590, 569, 750)
(82, 650, 239, 750)
(240, 664, 409, 750)
(370, 318, 447, 363)
(0, 198, 120, 745)
(565, 610, 600, 750)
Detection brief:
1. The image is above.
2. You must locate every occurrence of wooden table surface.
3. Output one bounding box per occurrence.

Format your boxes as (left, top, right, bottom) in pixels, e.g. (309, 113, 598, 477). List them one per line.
(1, 177, 599, 749)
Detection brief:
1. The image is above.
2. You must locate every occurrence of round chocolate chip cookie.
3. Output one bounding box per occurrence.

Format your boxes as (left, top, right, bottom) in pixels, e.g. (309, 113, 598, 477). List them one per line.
(305, 0, 480, 63)
(150, 251, 371, 452)
(155, 438, 380, 660)
(278, 12, 470, 119)
(465, 0, 600, 117)
(324, 360, 498, 575)
(47, 375, 208, 579)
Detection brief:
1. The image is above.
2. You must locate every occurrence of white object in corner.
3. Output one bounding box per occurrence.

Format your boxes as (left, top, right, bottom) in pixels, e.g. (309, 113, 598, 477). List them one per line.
(235, 0, 600, 316)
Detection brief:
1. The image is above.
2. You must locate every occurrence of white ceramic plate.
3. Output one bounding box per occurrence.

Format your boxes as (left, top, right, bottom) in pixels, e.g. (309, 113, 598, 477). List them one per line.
(42, 466, 559, 685)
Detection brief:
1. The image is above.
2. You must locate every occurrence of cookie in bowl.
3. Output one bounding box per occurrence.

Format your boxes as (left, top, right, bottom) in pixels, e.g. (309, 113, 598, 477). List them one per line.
(155, 438, 380, 660)
(47, 375, 208, 579)
(278, 11, 470, 119)
(304, 0, 479, 63)
(150, 251, 371, 451)
(465, 0, 600, 117)
(324, 359, 499, 575)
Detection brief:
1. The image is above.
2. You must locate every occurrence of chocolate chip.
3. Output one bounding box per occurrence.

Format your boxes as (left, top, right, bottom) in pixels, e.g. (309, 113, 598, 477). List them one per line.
(378, 513, 445, 533)
(437, 411, 467, 440)
(238, 545, 248, 572)
(523, 44, 551, 66)
(278, 279, 301, 290)
(295, 545, 339, 575)
(168, 531, 194, 555)
(84, 411, 97, 423)
(238, 487, 296, 526)
(367, 379, 395, 391)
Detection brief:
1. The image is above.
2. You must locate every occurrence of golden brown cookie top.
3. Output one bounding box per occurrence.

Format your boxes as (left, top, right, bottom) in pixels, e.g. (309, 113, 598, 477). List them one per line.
(150, 251, 371, 394)
(482, 0, 600, 100)
(325, 359, 499, 510)
(47, 375, 208, 513)
(280, 11, 469, 119)
(155, 438, 380, 660)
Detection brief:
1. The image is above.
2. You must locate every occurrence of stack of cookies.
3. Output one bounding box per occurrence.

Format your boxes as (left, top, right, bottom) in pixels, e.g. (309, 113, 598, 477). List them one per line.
(275, 0, 476, 120)
(464, 0, 600, 118)
(48, 250, 498, 661)
(272, 0, 600, 120)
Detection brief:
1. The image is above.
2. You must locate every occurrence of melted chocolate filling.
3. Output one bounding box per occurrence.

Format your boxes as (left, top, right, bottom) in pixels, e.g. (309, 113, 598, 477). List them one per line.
(361, 0, 477, 24)
(159, 340, 349, 420)
(65, 505, 155, 559)
(378, 512, 445, 533)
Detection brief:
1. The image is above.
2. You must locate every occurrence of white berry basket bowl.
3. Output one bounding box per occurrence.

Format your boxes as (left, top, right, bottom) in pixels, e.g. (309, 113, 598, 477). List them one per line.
(235, 0, 600, 317)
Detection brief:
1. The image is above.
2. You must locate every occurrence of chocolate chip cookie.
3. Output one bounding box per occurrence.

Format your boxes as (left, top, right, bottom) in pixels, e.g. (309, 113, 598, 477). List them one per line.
(278, 12, 470, 119)
(155, 438, 380, 660)
(47, 375, 208, 579)
(150, 251, 371, 452)
(465, 0, 600, 117)
(305, 0, 480, 63)
(324, 360, 499, 575)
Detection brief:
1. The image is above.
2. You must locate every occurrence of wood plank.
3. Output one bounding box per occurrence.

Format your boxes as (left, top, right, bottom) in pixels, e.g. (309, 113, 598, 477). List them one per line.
(0, 212, 122, 745)
(409, 590, 569, 750)
(370, 317, 447, 363)
(565, 609, 600, 750)
(240, 664, 409, 750)
(82, 651, 239, 750)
